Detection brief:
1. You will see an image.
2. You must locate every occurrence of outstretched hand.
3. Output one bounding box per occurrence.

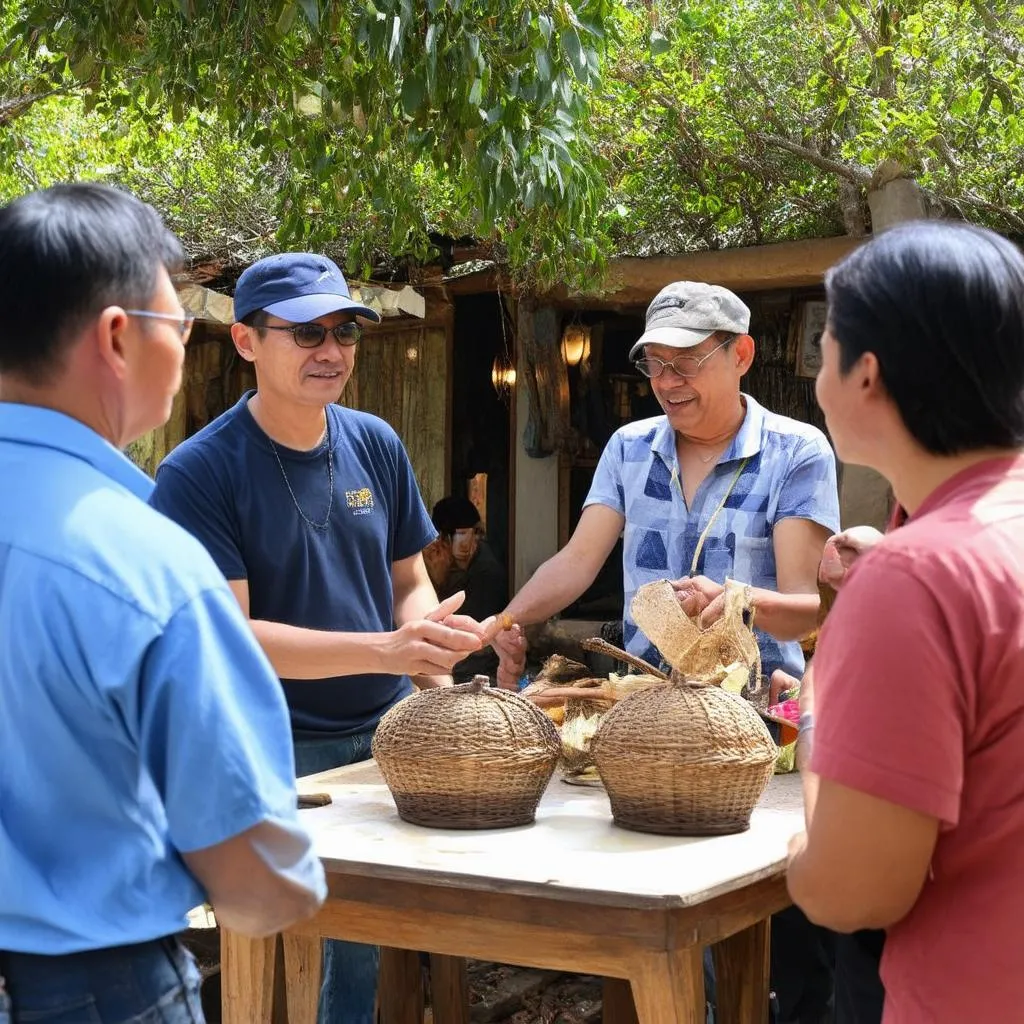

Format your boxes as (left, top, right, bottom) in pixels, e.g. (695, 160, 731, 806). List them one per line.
(383, 591, 485, 677)
(476, 611, 528, 690)
(493, 624, 527, 690)
(819, 526, 885, 591)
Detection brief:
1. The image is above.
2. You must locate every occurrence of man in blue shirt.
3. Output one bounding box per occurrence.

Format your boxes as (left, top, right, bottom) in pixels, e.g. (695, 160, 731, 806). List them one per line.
(492, 281, 841, 1024)
(149, 252, 487, 1024)
(495, 281, 839, 682)
(0, 184, 326, 1024)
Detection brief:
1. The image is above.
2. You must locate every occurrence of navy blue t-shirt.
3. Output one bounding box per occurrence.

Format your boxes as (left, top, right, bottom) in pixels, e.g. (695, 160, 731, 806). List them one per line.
(150, 392, 436, 736)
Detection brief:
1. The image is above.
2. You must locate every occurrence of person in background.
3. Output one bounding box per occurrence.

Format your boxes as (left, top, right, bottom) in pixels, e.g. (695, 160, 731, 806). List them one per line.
(150, 251, 488, 1024)
(0, 183, 324, 1024)
(787, 221, 1024, 1023)
(426, 496, 508, 681)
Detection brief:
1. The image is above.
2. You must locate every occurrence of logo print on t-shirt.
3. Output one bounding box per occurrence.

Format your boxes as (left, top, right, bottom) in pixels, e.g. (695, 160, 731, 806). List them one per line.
(345, 487, 375, 515)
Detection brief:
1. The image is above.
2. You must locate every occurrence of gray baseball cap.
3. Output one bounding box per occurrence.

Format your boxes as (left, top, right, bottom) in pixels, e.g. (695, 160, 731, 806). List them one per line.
(629, 282, 751, 359)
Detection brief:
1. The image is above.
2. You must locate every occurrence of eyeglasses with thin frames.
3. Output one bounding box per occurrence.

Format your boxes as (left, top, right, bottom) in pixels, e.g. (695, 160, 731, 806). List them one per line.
(124, 309, 195, 343)
(260, 322, 362, 348)
(634, 337, 733, 379)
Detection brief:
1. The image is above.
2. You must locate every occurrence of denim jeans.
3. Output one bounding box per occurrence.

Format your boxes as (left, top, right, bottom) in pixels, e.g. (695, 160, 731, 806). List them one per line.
(294, 730, 377, 1024)
(0, 936, 203, 1023)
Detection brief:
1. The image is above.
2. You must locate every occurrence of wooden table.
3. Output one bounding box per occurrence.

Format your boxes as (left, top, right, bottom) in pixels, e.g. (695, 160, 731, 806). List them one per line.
(222, 761, 804, 1024)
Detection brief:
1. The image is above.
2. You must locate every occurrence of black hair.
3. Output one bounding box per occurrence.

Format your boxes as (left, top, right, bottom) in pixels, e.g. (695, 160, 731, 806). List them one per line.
(0, 182, 184, 384)
(240, 309, 269, 331)
(825, 220, 1024, 455)
(431, 496, 481, 536)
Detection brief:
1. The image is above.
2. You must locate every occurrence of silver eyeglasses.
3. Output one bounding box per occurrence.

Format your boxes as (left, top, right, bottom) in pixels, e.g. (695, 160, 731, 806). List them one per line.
(125, 309, 195, 343)
(634, 337, 734, 379)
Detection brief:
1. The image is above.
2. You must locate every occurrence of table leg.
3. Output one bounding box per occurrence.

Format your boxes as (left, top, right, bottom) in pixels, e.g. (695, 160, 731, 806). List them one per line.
(220, 928, 277, 1024)
(378, 946, 425, 1024)
(428, 954, 469, 1024)
(602, 977, 639, 1024)
(282, 932, 323, 1024)
(629, 947, 705, 1024)
(711, 918, 770, 1024)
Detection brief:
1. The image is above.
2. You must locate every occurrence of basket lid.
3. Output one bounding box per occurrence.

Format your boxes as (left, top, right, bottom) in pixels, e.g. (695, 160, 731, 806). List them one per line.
(373, 675, 560, 755)
(591, 677, 777, 762)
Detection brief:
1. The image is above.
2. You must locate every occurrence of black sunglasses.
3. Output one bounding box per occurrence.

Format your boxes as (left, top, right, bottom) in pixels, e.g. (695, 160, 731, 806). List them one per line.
(261, 322, 362, 348)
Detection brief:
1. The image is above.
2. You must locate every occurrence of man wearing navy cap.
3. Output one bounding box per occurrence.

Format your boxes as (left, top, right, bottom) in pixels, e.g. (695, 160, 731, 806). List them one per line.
(151, 252, 487, 1024)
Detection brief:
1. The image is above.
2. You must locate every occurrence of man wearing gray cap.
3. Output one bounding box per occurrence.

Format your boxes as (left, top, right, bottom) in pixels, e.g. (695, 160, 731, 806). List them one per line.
(495, 281, 838, 687)
(491, 281, 840, 1023)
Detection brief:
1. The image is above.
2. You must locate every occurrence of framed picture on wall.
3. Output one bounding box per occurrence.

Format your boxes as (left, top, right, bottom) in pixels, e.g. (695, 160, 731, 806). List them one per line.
(795, 300, 828, 378)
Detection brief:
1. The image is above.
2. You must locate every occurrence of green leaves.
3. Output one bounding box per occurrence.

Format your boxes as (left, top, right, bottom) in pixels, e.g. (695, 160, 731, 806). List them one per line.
(6, 0, 615, 286)
(649, 30, 670, 56)
(6, 0, 1023, 291)
(593, 0, 1024, 254)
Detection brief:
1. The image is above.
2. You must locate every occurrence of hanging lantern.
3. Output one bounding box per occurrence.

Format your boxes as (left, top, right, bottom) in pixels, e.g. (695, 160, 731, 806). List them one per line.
(561, 323, 591, 368)
(491, 352, 516, 392)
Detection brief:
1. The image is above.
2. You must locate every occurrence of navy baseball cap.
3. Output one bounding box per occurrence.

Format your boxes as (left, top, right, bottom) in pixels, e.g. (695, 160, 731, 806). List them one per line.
(233, 252, 382, 324)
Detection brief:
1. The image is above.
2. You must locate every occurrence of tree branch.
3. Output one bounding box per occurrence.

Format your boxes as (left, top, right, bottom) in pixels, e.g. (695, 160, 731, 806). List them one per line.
(970, 1, 1024, 65)
(837, 178, 867, 236)
(929, 133, 961, 185)
(934, 184, 1024, 234)
(833, 0, 877, 54)
(753, 132, 872, 184)
(0, 88, 66, 127)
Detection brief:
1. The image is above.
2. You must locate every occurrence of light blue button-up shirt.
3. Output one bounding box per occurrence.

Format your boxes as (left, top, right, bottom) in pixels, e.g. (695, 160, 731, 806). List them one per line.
(0, 404, 323, 954)
(585, 394, 840, 679)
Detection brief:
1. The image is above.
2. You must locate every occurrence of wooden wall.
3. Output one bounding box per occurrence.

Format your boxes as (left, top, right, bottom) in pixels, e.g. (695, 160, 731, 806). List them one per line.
(743, 288, 829, 436)
(127, 317, 451, 514)
(127, 321, 254, 477)
(339, 321, 450, 512)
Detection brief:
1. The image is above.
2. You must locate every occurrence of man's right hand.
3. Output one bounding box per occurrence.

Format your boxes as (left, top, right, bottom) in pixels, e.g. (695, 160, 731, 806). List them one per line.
(670, 575, 725, 624)
(382, 619, 484, 676)
(382, 593, 485, 676)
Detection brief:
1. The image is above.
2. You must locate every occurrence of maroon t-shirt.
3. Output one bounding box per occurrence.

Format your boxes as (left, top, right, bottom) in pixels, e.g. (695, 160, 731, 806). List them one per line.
(811, 455, 1024, 1023)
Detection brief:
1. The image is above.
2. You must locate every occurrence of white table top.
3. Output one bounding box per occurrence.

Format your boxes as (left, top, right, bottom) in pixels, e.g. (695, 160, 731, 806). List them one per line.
(296, 760, 805, 910)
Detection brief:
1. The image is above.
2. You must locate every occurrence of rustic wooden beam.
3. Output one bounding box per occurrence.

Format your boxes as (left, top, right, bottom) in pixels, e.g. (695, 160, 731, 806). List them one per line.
(445, 236, 863, 307)
(561, 237, 861, 305)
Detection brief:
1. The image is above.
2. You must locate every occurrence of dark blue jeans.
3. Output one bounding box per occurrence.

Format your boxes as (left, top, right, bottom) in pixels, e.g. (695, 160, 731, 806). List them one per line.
(294, 730, 377, 1024)
(0, 936, 202, 1023)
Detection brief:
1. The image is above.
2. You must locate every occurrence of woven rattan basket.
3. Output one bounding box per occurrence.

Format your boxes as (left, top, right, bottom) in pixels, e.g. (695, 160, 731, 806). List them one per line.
(372, 676, 560, 829)
(591, 677, 777, 835)
(588, 578, 777, 835)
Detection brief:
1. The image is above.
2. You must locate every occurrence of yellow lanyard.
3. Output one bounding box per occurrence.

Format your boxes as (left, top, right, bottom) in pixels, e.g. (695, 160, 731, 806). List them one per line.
(688, 457, 750, 576)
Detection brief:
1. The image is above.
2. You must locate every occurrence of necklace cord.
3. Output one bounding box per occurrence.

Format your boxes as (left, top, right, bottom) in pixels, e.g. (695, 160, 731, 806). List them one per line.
(269, 416, 334, 530)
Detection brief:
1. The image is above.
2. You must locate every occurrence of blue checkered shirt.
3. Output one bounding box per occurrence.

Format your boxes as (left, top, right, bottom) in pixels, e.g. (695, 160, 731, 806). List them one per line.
(585, 394, 840, 680)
